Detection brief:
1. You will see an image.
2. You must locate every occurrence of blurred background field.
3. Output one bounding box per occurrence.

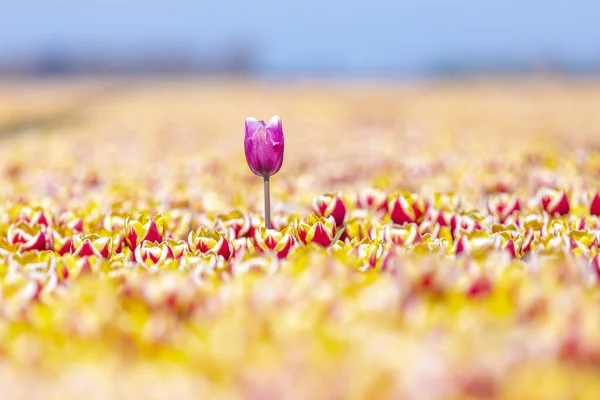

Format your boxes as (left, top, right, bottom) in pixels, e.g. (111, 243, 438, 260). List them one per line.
(0, 78, 599, 204)
(1, 0, 599, 177)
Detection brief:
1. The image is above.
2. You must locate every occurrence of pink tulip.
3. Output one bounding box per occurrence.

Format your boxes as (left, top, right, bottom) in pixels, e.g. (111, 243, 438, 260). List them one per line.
(244, 116, 284, 178)
(244, 116, 285, 229)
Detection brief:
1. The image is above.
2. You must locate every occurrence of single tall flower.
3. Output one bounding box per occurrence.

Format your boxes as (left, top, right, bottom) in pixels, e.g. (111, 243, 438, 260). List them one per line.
(244, 116, 284, 229)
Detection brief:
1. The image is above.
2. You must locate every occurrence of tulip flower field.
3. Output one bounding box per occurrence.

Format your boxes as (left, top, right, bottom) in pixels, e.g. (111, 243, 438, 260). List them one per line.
(2, 79, 600, 398)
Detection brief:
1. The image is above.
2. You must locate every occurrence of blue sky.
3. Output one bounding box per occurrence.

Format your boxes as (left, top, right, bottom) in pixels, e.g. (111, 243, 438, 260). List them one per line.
(1, 0, 599, 73)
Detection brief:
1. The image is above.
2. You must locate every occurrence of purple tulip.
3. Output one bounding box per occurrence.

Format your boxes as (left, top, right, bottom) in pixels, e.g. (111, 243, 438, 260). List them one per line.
(244, 116, 284, 178)
(244, 116, 284, 229)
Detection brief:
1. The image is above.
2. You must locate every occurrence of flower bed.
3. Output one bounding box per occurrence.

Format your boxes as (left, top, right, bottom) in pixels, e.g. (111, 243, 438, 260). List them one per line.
(0, 80, 599, 398)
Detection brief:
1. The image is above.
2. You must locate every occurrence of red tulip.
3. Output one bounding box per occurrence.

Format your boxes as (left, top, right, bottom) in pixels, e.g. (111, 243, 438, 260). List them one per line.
(253, 227, 296, 259)
(7, 222, 52, 252)
(382, 223, 420, 245)
(504, 239, 517, 258)
(388, 192, 427, 225)
(125, 215, 165, 250)
(344, 213, 380, 241)
(70, 235, 112, 258)
(54, 234, 75, 256)
(57, 211, 84, 233)
(188, 227, 234, 260)
(590, 192, 600, 217)
(16, 207, 53, 227)
(216, 210, 253, 239)
(134, 241, 175, 265)
(312, 192, 347, 227)
(356, 188, 388, 212)
(467, 276, 493, 298)
(487, 194, 521, 223)
(591, 254, 600, 280)
(348, 239, 384, 271)
(540, 189, 570, 216)
(423, 208, 452, 227)
(295, 215, 337, 247)
(450, 214, 483, 239)
(519, 228, 536, 255)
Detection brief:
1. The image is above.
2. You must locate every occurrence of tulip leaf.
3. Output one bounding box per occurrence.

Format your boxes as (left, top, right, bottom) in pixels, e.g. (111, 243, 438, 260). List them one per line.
(330, 227, 345, 246)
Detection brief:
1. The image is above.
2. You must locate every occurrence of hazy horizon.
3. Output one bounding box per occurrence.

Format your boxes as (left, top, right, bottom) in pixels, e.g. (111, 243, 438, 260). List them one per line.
(1, 0, 599, 74)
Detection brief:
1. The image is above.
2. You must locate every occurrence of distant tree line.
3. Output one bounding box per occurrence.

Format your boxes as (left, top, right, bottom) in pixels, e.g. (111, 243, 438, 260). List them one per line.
(1, 48, 600, 77)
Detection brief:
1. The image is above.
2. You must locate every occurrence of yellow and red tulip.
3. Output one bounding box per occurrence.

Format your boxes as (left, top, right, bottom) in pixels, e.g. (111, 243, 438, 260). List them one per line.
(70, 235, 112, 258)
(454, 231, 495, 257)
(348, 238, 384, 270)
(356, 188, 388, 212)
(591, 254, 600, 280)
(387, 192, 427, 225)
(215, 210, 253, 239)
(252, 226, 296, 259)
(134, 241, 175, 265)
(487, 194, 521, 223)
(312, 192, 347, 227)
(16, 207, 53, 227)
(125, 215, 165, 250)
(57, 211, 84, 233)
(7, 222, 53, 252)
(295, 215, 337, 247)
(344, 214, 381, 242)
(450, 213, 484, 239)
(540, 189, 570, 216)
(382, 223, 421, 245)
(590, 192, 600, 217)
(188, 227, 234, 260)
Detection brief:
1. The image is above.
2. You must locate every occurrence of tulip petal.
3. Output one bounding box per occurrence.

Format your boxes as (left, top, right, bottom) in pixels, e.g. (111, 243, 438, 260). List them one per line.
(265, 115, 283, 145)
(245, 117, 264, 140)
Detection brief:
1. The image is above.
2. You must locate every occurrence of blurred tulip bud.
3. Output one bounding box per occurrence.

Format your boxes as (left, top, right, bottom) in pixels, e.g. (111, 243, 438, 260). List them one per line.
(134, 241, 175, 265)
(167, 239, 189, 259)
(540, 189, 570, 216)
(356, 188, 388, 212)
(450, 214, 483, 240)
(349, 239, 384, 271)
(423, 208, 452, 227)
(466, 276, 493, 298)
(295, 215, 337, 247)
(382, 223, 421, 245)
(504, 239, 518, 258)
(215, 210, 252, 239)
(487, 194, 521, 223)
(188, 227, 234, 260)
(518, 228, 536, 255)
(344, 213, 381, 241)
(454, 231, 494, 257)
(590, 192, 600, 217)
(54, 234, 75, 256)
(71, 235, 112, 258)
(7, 222, 53, 252)
(125, 215, 165, 250)
(591, 254, 600, 281)
(57, 211, 84, 233)
(253, 227, 296, 259)
(388, 192, 427, 225)
(312, 192, 347, 226)
(16, 207, 53, 227)
(568, 230, 596, 256)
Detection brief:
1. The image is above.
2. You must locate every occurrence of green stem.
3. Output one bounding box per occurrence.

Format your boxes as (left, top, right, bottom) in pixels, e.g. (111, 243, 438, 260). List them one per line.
(264, 176, 271, 229)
